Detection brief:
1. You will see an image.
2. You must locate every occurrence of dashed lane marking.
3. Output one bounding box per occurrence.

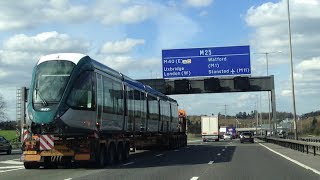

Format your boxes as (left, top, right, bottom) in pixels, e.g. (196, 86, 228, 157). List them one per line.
(222, 149, 225, 151)
(217, 153, 221, 156)
(174, 150, 179, 152)
(259, 143, 320, 176)
(0, 166, 24, 169)
(123, 162, 134, 166)
(0, 167, 25, 173)
(0, 160, 23, 165)
(190, 177, 199, 180)
(208, 161, 214, 164)
(155, 154, 163, 157)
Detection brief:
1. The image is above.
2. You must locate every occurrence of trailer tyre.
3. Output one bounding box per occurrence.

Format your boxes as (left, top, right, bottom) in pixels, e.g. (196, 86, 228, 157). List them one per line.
(96, 146, 106, 168)
(106, 144, 115, 165)
(24, 162, 40, 169)
(117, 144, 123, 162)
(123, 143, 130, 160)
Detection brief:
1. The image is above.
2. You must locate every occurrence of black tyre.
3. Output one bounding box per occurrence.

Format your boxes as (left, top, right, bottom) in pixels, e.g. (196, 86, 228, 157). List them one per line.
(6, 147, 12, 155)
(123, 143, 130, 160)
(106, 145, 115, 166)
(24, 162, 40, 169)
(116, 144, 123, 163)
(96, 146, 105, 168)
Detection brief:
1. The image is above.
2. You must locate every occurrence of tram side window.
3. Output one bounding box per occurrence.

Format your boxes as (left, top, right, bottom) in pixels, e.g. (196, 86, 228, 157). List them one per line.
(134, 90, 141, 118)
(103, 77, 113, 113)
(113, 82, 123, 115)
(67, 71, 93, 109)
(148, 96, 158, 121)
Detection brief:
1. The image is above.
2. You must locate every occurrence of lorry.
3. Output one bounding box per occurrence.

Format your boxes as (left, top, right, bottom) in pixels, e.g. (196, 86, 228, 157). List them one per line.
(21, 53, 187, 169)
(201, 116, 219, 142)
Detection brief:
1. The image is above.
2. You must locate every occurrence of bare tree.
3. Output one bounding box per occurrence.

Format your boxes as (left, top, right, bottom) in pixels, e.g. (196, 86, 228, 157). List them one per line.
(0, 93, 8, 121)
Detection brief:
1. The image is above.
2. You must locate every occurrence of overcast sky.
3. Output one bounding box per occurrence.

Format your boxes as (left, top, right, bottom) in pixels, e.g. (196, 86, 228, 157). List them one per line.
(0, 0, 319, 120)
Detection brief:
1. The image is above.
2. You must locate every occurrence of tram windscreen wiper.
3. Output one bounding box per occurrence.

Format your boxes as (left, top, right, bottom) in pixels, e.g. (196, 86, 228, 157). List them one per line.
(35, 87, 48, 106)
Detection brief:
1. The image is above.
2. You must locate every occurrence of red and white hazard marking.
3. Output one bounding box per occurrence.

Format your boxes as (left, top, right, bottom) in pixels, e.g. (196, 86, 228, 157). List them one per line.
(23, 129, 28, 142)
(40, 135, 54, 150)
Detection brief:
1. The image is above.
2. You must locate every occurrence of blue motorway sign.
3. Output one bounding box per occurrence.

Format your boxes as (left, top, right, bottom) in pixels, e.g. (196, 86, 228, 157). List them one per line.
(162, 45, 251, 78)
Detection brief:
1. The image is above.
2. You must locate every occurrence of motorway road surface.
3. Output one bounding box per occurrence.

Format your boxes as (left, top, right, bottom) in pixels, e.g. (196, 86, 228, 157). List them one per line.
(0, 139, 319, 180)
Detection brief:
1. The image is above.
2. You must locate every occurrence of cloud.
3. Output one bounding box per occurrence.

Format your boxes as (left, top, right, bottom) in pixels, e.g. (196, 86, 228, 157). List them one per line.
(245, 0, 320, 114)
(0, 31, 90, 66)
(95, 55, 160, 79)
(185, 0, 213, 8)
(0, 1, 89, 31)
(295, 57, 320, 72)
(100, 38, 145, 54)
(0, 1, 157, 31)
(246, 0, 320, 62)
(0, 31, 92, 120)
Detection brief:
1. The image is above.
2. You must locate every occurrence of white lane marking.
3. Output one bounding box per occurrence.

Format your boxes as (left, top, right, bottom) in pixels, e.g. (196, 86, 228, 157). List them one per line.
(0, 167, 25, 173)
(64, 178, 73, 180)
(155, 154, 163, 157)
(188, 140, 202, 143)
(259, 143, 320, 176)
(174, 149, 179, 152)
(190, 177, 199, 180)
(222, 149, 225, 151)
(217, 153, 221, 156)
(0, 166, 24, 169)
(0, 160, 23, 165)
(123, 162, 134, 166)
(208, 161, 214, 164)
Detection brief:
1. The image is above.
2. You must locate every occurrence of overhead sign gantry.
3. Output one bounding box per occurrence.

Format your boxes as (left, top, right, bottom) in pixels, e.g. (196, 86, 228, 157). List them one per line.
(139, 45, 277, 135)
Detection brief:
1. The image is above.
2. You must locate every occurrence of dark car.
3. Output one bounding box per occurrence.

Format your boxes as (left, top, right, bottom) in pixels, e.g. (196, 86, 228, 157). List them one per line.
(0, 136, 12, 154)
(240, 132, 254, 143)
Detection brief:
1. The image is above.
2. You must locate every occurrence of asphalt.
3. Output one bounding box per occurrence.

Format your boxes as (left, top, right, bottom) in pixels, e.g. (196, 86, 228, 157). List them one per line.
(255, 138, 320, 175)
(0, 139, 319, 180)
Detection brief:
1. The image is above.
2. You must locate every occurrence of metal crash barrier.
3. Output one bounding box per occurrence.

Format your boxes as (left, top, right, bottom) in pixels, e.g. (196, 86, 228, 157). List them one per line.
(258, 137, 320, 156)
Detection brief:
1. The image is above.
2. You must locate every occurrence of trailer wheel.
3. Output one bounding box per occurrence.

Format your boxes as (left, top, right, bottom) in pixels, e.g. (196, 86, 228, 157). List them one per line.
(106, 144, 115, 165)
(116, 143, 123, 162)
(24, 162, 40, 169)
(96, 146, 106, 168)
(123, 143, 130, 160)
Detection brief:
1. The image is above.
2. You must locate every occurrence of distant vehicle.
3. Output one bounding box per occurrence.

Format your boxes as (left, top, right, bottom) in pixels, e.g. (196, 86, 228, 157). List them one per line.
(278, 131, 287, 138)
(201, 116, 219, 142)
(0, 136, 12, 155)
(223, 133, 233, 140)
(240, 132, 254, 143)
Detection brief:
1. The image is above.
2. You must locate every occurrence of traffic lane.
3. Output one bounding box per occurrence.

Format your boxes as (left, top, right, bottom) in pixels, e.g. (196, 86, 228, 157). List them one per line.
(0, 142, 229, 180)
(0, 150, 22, 162)
(200, 139, 320, 180)
(0, 149, 169, 180)
(0, 140, 233, 180)
(76, 141, 234, 180)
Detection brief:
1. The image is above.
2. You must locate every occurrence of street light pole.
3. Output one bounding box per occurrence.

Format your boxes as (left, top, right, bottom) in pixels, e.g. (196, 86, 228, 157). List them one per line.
(265, 53, 272, 136)
(287, 0, 298, 140)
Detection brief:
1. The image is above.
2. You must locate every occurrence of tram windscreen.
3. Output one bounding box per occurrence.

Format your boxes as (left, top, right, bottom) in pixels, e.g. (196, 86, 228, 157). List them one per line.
(33, 60, 75, 106)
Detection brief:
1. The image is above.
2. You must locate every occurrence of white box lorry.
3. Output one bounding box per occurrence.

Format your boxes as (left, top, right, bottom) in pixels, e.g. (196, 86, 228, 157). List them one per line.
(201, 116, 219, 142)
